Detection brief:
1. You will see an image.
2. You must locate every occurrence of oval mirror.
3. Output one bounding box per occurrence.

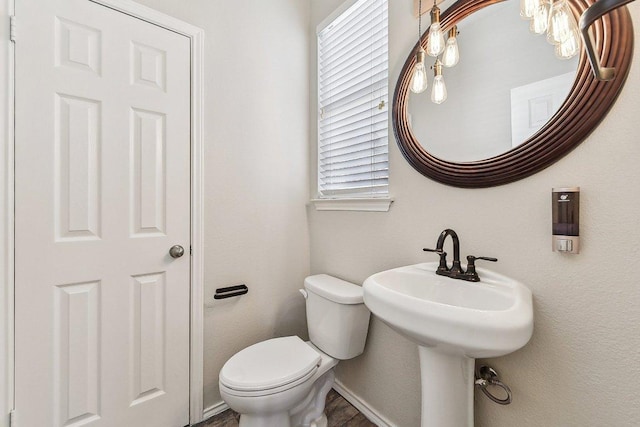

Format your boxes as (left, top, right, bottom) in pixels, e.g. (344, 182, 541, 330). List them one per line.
(393, 0, 634, 188)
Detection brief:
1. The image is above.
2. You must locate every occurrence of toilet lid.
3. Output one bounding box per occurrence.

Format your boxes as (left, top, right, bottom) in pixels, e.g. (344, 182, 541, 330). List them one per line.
(219, 336, 321, 392)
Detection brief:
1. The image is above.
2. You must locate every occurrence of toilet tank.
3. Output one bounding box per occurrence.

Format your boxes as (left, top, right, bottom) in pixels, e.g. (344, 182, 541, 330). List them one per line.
(303, 274, 370, 360)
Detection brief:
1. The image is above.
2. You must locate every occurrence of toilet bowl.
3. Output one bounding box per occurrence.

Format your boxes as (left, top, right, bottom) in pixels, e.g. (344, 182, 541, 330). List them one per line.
(219, 275, 371, 427)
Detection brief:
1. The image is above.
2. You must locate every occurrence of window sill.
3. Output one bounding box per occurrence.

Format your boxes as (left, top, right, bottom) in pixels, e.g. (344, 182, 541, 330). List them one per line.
(311, 197, 393, 212)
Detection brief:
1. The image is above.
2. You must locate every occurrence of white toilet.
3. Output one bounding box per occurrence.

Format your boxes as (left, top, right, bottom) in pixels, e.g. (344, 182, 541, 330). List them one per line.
(219, 274, 371, 427)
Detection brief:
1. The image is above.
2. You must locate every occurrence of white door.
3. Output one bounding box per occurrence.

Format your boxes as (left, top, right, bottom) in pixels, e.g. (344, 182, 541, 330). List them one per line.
(14, 0, 191, 426)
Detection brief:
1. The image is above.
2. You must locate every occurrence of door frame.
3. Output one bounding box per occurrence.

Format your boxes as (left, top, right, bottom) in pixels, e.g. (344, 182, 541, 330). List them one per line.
(0, 1, 205, 425)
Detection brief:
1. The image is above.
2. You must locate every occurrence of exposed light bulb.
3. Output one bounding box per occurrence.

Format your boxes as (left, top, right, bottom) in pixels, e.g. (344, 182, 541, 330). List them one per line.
(427, 23, 445, 56)
(431, 75, 447, 104)
(555, 29, 581, 59)
(547, 0, 574, 45)
(431, 60, 447, 104)
(520, 0, 542, 19)
(442, 28, 459, 68)
(427, 5, 445, 57)
(530, 3, 549, 34)
(410, 48, 428, 93)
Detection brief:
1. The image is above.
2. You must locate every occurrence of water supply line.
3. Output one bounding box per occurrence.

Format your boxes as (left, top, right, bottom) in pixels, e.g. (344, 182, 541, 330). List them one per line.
(474, 365, 512, 405)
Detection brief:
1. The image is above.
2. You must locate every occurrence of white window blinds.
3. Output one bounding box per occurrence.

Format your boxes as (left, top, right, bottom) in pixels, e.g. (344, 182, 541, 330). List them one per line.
(317, 0, 389, 198)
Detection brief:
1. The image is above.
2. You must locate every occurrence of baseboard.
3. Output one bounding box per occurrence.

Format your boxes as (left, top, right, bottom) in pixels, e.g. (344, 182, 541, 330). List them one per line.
(202, 400, 230, 421)
(333, 380, 395, 427)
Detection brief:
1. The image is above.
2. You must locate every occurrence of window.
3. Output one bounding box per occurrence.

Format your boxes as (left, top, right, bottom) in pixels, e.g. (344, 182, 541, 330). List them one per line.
(317, 0, 389, 200)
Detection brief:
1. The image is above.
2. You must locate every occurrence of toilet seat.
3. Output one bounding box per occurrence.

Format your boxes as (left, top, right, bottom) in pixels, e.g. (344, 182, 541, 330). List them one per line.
(220, 336, 321, 395)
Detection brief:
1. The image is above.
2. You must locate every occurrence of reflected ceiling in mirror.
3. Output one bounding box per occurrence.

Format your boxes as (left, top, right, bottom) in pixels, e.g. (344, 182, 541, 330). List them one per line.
(408, 1, 579, 163)
(393, 0, 634, 188)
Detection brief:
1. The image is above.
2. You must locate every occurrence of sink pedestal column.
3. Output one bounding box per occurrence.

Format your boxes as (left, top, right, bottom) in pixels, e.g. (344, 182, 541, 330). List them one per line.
(418, 346, 475, 427)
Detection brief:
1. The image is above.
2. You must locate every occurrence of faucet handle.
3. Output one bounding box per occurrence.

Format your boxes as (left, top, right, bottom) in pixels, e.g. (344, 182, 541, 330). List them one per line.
(465, 255, 497, 282)
(424, 248, 448, 271)
(467, 255, 498, 264)
(423, 248, 445, 255)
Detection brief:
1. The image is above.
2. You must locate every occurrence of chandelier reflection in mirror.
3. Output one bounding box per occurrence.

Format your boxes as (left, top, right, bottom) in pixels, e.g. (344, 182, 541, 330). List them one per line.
(410, 0, 459, 104)
(520, 0, 581, 59)
(410, 0, 584, 104)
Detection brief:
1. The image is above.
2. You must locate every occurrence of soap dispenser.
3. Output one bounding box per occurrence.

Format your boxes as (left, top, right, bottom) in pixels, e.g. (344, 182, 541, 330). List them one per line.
(552, 187, 579, 254)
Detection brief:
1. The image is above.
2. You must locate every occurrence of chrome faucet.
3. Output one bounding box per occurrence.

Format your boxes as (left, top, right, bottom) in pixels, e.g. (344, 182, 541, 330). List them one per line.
(423, 229, 497, 282)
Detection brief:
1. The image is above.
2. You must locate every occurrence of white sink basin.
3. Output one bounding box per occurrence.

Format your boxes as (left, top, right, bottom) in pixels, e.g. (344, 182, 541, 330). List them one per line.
(363, 262, 533, 358)
(363, 262, 534, 427)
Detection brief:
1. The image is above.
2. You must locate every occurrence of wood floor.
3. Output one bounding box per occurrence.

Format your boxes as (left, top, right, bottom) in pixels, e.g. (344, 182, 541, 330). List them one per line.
(200, 389, 376, 427)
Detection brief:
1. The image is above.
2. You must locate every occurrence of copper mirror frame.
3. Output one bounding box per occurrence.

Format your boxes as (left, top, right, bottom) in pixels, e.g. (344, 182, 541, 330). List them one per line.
(393, 0, 634, 188)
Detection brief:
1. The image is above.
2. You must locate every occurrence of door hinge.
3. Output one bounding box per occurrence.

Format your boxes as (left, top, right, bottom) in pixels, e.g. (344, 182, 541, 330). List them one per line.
(9, 16, 16, 42)
(9, 410, 16, 427)
(189, 245, 192, 256)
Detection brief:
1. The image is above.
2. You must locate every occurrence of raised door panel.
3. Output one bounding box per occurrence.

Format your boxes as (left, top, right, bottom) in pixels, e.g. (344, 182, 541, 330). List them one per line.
(130, 108, 166, 237)
(130, 272, 166, 406)
(54, 281, 101, 427)
(55, 17, 102, 75)
(131, 42, 166, 92)
(55, 94, 102, 241)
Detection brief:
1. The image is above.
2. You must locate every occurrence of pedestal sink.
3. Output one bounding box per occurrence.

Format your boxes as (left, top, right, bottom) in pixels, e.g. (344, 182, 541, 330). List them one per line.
(363, 262, 533, 427)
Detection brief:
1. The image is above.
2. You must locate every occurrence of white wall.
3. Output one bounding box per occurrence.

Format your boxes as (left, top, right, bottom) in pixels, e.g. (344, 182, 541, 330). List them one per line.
(310, 1, 640, 426)
(132, 0, 311, 409)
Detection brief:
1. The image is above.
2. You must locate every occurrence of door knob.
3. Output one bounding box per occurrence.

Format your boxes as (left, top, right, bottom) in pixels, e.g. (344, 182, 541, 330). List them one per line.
(169, 245, 185, 258)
